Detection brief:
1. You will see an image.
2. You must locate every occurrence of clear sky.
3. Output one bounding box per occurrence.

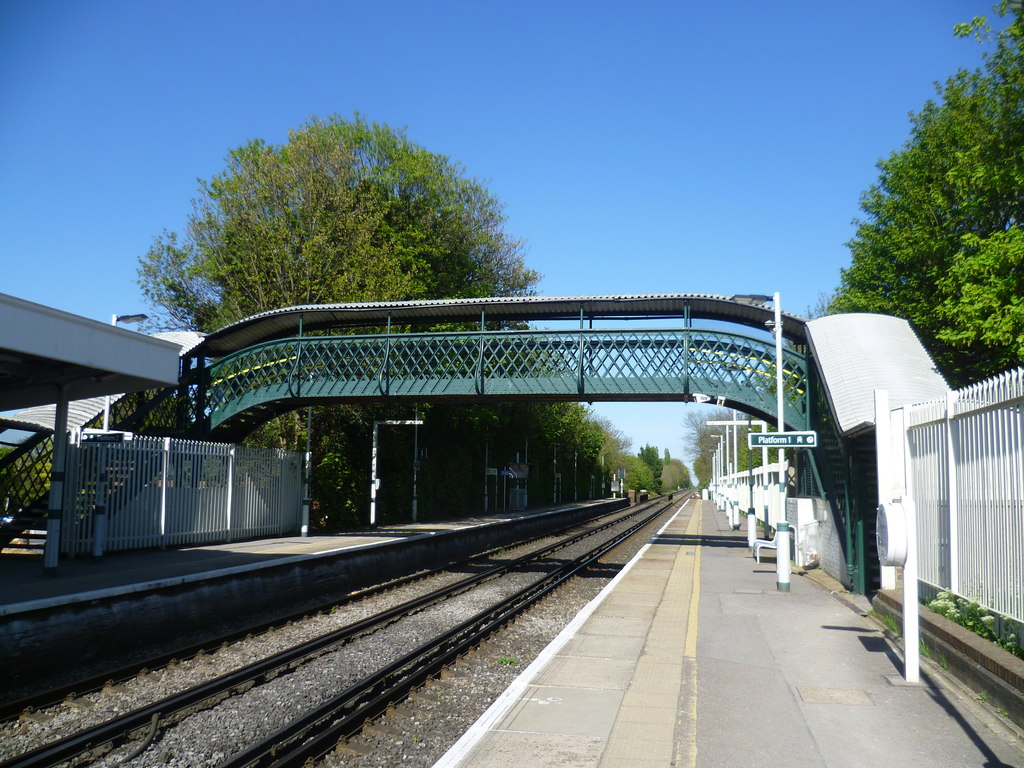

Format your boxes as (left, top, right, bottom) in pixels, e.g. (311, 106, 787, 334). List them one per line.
(0, 0, 999, 459)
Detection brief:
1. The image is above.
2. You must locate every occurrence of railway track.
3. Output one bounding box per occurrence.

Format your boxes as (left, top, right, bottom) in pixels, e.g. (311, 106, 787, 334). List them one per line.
(0, 501, 628, 722)
(1, 495, 687, 768)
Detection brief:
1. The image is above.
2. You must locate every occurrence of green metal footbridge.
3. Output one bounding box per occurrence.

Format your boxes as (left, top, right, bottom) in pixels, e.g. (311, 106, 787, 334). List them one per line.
(2, 293, 950, 593)
(183, 294, 811, 439)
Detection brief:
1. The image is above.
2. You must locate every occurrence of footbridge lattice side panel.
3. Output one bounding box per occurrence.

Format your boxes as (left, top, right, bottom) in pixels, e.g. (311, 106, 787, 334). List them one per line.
(204, 329, 808, 433)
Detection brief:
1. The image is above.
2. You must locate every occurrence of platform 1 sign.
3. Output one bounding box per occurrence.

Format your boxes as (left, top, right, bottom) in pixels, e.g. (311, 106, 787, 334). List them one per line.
(748, 431, 818, 448)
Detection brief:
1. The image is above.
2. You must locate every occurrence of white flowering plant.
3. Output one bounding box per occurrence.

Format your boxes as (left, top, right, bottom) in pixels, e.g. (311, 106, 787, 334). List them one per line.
(927, 590, 1023, 660)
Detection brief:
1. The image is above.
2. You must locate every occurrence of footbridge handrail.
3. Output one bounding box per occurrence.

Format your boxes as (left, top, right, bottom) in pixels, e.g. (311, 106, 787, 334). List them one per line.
(203, 326, 809, 434)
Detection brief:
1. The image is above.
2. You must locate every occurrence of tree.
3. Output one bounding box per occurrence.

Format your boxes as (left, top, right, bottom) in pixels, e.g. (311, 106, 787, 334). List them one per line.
(621, 454, 655, 494)
(638, 444, 664, 494)
(661, 458, 691, 490)
(139, 114, 538, 331)
(833, 4, 1024, 385)
(682, 408, 764, 488)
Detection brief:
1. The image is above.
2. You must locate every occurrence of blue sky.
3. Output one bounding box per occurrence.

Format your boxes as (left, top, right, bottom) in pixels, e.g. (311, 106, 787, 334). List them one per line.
(0, 1, 998, 458)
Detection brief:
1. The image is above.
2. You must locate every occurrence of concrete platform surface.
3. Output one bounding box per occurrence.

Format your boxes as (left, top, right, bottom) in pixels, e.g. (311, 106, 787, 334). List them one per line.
(433, 498, 1024, 768)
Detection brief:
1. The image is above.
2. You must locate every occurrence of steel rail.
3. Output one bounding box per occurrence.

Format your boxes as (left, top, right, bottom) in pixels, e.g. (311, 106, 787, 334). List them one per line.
(0, 499, 668, 768)
(0, 501, 627, 723)
(219, 497, 683, 768)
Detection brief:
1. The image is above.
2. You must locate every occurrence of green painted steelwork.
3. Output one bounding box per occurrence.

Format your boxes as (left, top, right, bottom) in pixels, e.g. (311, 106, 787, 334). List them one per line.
(204, 327, 809, 433)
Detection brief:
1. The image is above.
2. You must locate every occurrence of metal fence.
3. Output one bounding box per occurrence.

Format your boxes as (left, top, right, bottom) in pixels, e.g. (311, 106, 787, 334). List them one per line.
(709, 462, 787, 531)
(901, 367, 1024, 627)
(61, 435, 303, 556)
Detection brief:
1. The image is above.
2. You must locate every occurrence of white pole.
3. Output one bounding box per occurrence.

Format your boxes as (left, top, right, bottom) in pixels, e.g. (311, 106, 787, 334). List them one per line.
(225, 445, 236, 543)
(904, 497, 921, 683)
(746, 418, 756, 548)
(724, 424, 732, 524)
(301, 406, 311, 537)
(776, 520, 791, 592)
(731, 415, 739, 529)
(102, 313, 117, 432)
(160, 437, 170, 547)
(945, 390, 960, 594)
(43, 389, 69, 575)
(774, 292, 785, 531)
(761, 422, 769, 529)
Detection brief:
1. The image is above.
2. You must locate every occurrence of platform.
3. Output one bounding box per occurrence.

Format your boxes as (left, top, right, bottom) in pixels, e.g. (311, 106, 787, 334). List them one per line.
(433, 498, 1024, 768)
(0, 505, 583, 615)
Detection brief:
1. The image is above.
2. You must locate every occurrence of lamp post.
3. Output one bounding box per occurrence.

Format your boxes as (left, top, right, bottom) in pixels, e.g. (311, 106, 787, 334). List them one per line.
(771, 292, 786, 532)
(102, 313, 148, 431)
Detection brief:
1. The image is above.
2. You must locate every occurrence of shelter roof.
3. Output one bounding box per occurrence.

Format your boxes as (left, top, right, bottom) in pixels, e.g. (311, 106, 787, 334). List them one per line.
(0, 294, 184, 411)
(0, 331, 204, 433)
(193, 294, 808, 357)
(806, 313, 948, 437)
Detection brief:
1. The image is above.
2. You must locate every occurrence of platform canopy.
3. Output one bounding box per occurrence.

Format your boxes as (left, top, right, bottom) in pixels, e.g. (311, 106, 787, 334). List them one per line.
(805, 313, 948, 437)
(0, 293, 182, 411)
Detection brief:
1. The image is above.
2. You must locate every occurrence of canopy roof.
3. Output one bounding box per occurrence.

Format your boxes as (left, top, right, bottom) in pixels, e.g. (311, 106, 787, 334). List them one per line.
(806, 313, 948, 437)
(0, 294, 183, 411)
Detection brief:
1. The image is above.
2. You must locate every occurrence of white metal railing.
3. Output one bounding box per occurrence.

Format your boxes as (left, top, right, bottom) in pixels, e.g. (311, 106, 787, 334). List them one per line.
(709, 462, 787, 531)
(899, 367, 1024, 627)
(61, 435, 303, 556)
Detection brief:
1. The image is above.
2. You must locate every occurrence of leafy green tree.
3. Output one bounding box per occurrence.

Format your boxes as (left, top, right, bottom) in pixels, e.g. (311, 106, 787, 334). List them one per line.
(638, 444, 664, 494)
(661, 458, 691, 490)
(833, 4, 1024, 385)
(622, 454, 655, 494)
(139, 114, 538, 331)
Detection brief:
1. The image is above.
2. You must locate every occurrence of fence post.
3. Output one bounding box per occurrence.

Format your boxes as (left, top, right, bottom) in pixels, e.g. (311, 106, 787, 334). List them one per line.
(226, 446, 236, 543)
(160, 437, 170, 549)
(945, 390, 960, 594)
(92, 477, 107, 562)
(43, 391, 69, 575)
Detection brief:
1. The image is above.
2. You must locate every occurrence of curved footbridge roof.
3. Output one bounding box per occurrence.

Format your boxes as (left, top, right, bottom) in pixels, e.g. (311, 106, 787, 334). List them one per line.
(805, 313, 948, 437)
(190, 293, 810, 358)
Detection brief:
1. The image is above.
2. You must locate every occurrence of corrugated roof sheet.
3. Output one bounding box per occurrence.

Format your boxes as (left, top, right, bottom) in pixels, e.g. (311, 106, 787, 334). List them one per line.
(1, 331, 205, 434)
(806, 314, 948, 437)
(193, 294, 808, 356)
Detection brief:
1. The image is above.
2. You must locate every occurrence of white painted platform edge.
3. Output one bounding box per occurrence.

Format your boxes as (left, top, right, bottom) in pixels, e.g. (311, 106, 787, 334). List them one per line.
(430, 500, 691, 768)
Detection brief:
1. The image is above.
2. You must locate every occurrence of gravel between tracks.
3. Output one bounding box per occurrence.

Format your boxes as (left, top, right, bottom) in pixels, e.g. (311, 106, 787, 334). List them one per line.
(321, 507, 667, 768)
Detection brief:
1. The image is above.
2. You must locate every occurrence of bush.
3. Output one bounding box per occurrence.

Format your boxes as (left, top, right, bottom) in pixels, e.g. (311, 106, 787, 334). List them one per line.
(927, 591, 1023, 660)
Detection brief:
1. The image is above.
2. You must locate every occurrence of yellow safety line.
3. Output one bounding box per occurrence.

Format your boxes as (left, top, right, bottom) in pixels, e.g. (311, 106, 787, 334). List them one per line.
(684, 500, 702, 657)
(678, 499, 703, 768)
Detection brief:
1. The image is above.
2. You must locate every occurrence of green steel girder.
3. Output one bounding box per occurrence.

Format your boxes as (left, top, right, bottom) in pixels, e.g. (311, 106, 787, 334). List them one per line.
(203, 327, 808, 434)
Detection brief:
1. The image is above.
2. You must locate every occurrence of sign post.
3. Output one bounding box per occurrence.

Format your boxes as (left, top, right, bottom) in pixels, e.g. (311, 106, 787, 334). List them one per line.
(747, 430, 818, 592)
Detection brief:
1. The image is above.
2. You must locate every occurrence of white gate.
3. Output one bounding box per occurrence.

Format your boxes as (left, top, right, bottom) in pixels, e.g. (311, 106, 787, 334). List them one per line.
(62, 435, 303, 555)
